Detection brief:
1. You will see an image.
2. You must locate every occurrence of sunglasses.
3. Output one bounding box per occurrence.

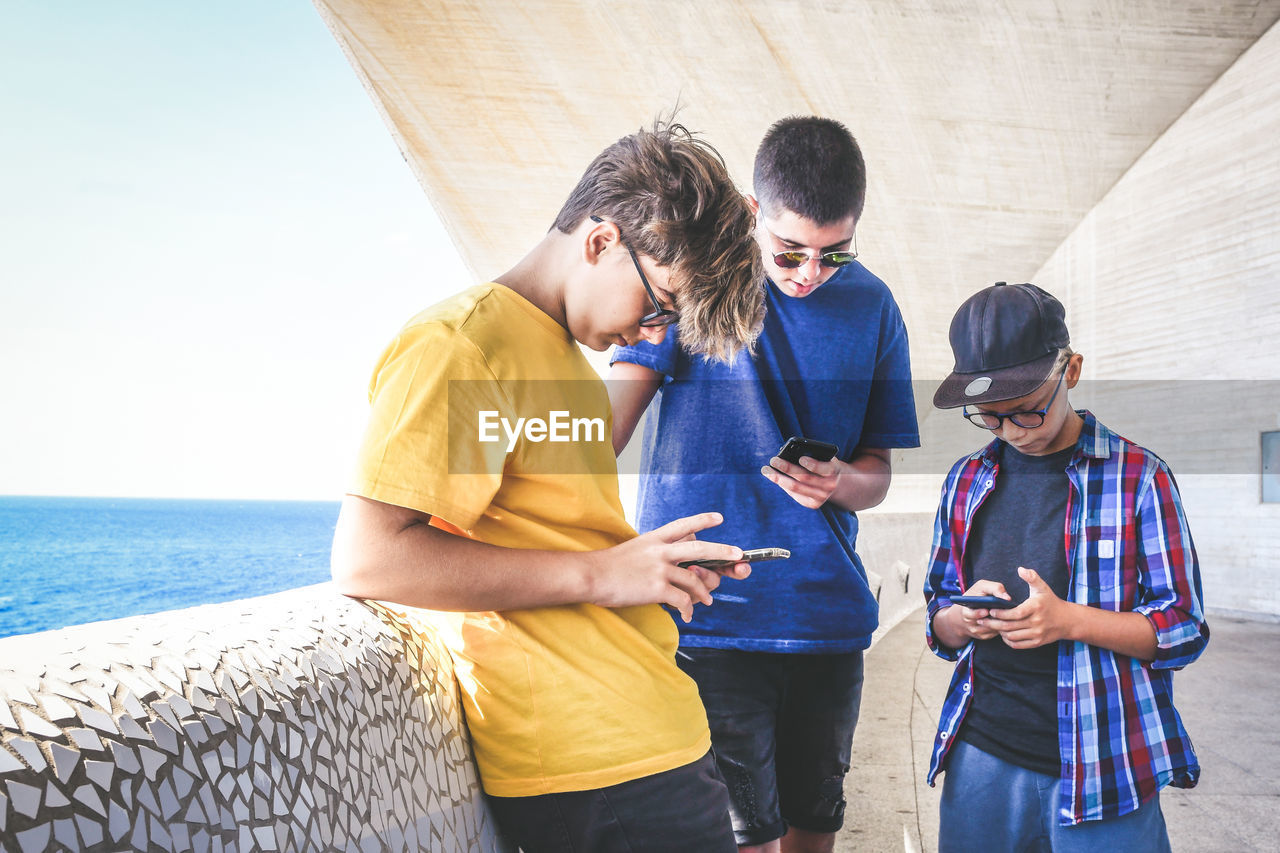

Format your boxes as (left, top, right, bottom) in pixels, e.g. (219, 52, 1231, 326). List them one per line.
(765, 225, 859, 269)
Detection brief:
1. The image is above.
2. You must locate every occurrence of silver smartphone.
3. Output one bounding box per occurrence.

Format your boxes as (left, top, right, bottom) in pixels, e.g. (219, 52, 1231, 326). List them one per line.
(678, 547, 790, 570)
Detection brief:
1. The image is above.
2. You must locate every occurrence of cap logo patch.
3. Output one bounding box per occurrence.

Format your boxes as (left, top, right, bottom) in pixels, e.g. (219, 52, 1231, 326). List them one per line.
(964, 377, 992, 397)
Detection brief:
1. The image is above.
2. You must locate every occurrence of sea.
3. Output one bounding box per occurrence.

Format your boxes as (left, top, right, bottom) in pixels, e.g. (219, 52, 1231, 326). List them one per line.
(0, 496, 340, 640)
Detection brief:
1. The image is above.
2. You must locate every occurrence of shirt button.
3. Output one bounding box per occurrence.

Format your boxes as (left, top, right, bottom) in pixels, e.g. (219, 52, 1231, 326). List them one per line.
(940, 731, 948, 740)
(962, 684, 970, 693)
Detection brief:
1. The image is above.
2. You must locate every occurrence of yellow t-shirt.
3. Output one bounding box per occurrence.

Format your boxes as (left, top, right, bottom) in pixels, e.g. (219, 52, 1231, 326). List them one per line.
(351, 283, 710, 796)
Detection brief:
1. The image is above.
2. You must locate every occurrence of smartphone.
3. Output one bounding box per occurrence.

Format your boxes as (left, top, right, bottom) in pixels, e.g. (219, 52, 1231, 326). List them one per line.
(777, 436, 839, 464)
(950, 594, 1017, 610)
(678, 547, 790, 570)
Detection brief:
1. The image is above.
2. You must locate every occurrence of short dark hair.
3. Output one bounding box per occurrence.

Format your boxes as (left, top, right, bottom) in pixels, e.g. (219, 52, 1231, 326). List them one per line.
(552, 117, 764, 362)
(753, 116, 866, 224)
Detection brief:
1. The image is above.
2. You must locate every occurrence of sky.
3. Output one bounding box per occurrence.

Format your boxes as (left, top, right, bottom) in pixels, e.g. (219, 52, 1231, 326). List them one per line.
(0, 2, 471, 500)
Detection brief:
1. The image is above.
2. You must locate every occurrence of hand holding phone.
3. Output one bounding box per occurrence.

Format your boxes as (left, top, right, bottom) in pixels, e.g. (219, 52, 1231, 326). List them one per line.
(678, 547, 790, 570)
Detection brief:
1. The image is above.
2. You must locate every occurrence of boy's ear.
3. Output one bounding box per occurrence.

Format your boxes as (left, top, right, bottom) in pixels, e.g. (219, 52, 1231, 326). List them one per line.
(584, 217, 620, 265)
(744, 193, 760, 216)
(1065, 352, 1085, 388)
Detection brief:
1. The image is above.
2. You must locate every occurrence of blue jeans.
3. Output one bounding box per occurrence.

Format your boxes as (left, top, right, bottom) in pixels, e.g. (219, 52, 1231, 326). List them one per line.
(677, 648, 865, 846)
(939, 740, 1172, 853)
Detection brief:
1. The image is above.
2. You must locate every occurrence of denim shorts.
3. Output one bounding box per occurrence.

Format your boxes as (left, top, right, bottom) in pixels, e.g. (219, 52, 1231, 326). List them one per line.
(939, 739, 1172, 853)
(677, 647, 866, 846)
(485, 750, 735, 853)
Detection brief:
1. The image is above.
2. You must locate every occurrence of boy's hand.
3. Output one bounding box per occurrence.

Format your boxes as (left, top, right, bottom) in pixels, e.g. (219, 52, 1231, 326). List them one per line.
(938, 579, 1009, 643)
(590, 512, 750, 623)
(985, 567, 1072, 649)
(761, 456, 842, 509)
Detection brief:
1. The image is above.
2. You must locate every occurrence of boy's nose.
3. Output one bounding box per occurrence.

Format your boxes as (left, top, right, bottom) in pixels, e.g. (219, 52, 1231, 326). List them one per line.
(997, 420, 1027, 442)
(798, 257, 824, 283)
(639, 323, 668, 345)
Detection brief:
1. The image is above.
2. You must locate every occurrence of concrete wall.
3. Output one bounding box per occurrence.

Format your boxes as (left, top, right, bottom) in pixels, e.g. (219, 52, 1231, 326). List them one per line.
(1033, 21, 1280, 617)
(0, 585, 508, 852)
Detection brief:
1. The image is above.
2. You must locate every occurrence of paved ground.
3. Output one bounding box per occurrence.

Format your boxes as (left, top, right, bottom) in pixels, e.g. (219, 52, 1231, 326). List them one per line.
(838, 611, 1280, 852)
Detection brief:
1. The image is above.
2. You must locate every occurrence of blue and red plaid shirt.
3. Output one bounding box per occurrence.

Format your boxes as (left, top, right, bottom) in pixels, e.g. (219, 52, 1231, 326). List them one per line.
(923, 411, 1208, 825)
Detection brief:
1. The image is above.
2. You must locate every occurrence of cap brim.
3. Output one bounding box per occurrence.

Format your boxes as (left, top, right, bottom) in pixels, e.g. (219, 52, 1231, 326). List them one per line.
(933, 350, 1059, 409)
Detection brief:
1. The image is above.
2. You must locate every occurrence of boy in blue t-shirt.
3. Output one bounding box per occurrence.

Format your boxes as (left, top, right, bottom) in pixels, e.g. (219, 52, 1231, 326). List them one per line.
(610, 116, 919, 851)
(924, 282, 1209, 852)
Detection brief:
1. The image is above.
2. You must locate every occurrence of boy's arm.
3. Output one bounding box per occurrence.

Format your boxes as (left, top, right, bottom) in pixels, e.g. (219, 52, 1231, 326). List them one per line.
(330, 494, 750, 623)
(1129, 463, 1209, 668)
(923, 466, 973, 661)
(761, 447, 891, 512)
(606, 361, 663, 456)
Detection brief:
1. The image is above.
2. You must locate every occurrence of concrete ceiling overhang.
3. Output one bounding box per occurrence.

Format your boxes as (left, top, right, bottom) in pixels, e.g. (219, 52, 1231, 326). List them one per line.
(314, 0, 1280, 374)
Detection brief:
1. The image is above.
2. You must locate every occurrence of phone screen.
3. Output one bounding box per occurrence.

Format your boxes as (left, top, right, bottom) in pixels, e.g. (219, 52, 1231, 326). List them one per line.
(950, 594, 1017, 610)
(777, 436, 839, 464)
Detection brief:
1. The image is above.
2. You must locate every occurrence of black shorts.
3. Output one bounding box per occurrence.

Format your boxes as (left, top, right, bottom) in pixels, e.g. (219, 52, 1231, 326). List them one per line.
(486, 750, 735, 853)
(677, 647, 866, 846)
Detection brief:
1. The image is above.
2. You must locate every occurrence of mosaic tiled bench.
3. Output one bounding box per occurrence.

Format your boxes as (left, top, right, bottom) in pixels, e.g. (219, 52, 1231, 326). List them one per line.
(0, 583, 509, 852)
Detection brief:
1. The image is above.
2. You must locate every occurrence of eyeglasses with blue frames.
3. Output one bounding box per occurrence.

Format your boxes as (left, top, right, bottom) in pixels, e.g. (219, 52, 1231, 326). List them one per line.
(589, 216, 680, 328)
(763, 224, 858, 269)
(962, 371, 1065, 430)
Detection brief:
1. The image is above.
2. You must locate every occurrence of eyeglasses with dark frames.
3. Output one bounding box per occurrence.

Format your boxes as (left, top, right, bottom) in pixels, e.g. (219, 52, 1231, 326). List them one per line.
(589, 216, 680, 328)
(763, 223, 858, 269)
(962, 371, 1065, 430)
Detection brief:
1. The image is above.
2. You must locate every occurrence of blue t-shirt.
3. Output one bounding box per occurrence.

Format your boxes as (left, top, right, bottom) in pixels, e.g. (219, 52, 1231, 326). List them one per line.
(611, 262, 919, 651)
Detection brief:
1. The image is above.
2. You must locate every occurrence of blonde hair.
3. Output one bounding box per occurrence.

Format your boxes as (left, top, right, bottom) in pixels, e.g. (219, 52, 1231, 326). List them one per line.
(1052, 346, 1076, 375)
(552, 118, 764, 362)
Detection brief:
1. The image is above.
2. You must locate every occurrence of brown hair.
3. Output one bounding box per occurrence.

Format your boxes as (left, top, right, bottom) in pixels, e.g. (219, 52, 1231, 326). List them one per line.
(754, 116, 865, 224)
(552, 118, 764, 362)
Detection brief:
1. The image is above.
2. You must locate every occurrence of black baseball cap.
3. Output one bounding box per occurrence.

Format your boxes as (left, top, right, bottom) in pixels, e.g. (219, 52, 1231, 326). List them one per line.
(933, 282, 1070, 409)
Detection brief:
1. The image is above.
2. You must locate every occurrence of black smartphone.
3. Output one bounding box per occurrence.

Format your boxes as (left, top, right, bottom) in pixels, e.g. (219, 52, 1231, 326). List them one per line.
(678, 547, 790, 570)
(777, 436, 839, 464)
(950, 594, 1017, 610)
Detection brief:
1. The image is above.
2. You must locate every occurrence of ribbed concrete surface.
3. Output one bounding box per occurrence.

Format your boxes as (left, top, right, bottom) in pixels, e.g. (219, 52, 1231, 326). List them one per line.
(844, 612, 1280, 852)
(312, 0, 1280, 380)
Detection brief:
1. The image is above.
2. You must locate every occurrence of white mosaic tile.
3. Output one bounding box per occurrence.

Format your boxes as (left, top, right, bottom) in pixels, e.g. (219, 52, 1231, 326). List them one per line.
(0, 585, 510, 851)
(49, 741, 79, 784)
(0, 744, 25, 777)
(76, 811, 104, 846)
(81, 683, 113, 714)
(15, 707, 61, 740)
(84, 757, 114, 791)
(117, 713, 148, 741)
(72, 778, 105, 814)
(43, 779, 69, 808)
(4, 682, 37, 708)
(39, 692, 78, 722)
(7, 779, 42, 818)
(66, 726, 104, 751)
(8, 738, 47, 774)
(16, 822, 51, 853)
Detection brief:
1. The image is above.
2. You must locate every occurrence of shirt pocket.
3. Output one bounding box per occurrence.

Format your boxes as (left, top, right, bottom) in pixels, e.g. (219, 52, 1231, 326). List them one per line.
(1082, 510, 1135, 602)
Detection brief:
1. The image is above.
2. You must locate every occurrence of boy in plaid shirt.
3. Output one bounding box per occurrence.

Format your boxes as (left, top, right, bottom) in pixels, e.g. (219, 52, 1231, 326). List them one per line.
(923, 282, 1208, 852)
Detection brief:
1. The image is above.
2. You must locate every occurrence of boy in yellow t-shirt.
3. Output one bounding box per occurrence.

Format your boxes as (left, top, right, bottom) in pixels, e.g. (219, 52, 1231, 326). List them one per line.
(331, 119, 766, 852)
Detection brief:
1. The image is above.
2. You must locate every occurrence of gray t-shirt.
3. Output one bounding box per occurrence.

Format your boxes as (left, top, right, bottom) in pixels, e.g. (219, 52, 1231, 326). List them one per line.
(958, 442, 1074, 776)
